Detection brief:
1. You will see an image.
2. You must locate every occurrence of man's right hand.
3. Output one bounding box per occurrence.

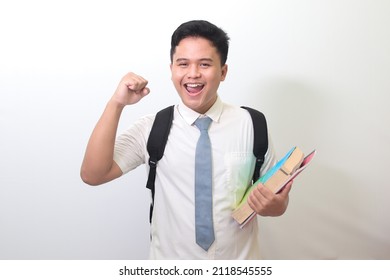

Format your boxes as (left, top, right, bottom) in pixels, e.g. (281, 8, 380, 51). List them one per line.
(111, 72, 150, 106)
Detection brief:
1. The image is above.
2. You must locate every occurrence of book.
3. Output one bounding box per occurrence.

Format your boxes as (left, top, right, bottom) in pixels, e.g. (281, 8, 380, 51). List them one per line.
(231, 147, 316, 228)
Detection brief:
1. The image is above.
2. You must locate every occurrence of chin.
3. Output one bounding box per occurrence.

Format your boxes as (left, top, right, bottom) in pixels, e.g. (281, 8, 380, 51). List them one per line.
(180, 99, 201, 113)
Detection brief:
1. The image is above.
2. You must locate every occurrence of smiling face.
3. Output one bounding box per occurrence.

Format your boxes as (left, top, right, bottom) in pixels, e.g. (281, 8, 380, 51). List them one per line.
(170, 37, 228, 114)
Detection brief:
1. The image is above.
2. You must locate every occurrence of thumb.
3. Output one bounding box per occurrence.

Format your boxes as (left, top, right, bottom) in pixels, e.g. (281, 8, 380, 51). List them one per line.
(136, 87, 150, 97)
(142, 87, 150, 95)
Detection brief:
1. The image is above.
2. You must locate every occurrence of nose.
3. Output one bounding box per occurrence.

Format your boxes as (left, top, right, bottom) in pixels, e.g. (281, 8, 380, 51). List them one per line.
(187, 64, 201, 78)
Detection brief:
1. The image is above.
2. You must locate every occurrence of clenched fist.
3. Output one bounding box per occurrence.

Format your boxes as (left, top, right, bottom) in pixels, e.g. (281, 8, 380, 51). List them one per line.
(111, 72, 150, 107)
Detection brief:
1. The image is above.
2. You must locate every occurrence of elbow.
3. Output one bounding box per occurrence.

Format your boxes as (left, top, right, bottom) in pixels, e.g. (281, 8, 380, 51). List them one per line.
(80, 161, 120, 186)
(80, 173, 97, 186)
(80, 167, 102, 186)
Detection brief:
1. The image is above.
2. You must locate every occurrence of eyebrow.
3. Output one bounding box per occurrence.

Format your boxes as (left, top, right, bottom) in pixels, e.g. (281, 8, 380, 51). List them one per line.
(175, 58, 214, 63)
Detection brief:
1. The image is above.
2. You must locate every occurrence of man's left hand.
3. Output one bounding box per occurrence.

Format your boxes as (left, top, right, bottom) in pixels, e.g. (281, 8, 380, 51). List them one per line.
(247, 181, 292, 217)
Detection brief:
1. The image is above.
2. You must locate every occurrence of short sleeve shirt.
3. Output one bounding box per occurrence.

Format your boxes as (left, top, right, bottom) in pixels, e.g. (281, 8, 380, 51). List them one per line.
(114, 97, 276, 259)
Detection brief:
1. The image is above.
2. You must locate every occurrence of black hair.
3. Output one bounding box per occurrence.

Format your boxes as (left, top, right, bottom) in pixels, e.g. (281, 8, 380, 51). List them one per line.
(170, 20, 230, 65)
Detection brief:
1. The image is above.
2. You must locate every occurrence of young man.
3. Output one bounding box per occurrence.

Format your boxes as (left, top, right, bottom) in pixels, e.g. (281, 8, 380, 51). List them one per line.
(81, 20, 291, 259)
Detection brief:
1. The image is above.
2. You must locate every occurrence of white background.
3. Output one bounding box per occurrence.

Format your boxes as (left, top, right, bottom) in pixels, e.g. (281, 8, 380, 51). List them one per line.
(1, 0, 389, 259)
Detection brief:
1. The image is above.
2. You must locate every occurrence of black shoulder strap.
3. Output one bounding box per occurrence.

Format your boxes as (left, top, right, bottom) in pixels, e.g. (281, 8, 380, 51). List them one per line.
(146, 105, 174, 222)
(241, 106, 268, 183)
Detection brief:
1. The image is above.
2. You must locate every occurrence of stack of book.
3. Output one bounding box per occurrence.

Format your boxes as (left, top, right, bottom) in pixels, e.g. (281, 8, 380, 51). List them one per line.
(232, 147, 316, 228)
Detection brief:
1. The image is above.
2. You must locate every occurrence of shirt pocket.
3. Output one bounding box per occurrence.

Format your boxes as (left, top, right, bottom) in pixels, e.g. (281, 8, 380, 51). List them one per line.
(224, 152, 255, 208)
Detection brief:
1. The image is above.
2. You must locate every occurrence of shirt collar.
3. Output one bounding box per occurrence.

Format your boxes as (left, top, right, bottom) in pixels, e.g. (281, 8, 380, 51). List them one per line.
(178, 96, 223, 126)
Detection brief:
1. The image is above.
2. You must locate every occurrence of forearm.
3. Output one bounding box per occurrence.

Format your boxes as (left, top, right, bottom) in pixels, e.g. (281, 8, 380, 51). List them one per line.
(80, 99, 124, 185)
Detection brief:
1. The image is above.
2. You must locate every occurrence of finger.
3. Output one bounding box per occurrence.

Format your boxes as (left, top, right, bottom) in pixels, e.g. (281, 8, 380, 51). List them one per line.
(135, 87, 151, 97)
(142, 87, 150, 95)
(248, 191, 264, 212)
(126, 81, 148, 92)
(278, 181, 293, 197)
(250, 185, 269, 206)
(254, 183, 274, 200)
(122, 73, 148, 91)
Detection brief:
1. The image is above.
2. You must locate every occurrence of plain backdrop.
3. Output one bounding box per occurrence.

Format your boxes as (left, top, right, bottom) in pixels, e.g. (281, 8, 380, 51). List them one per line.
(1, 0, 389, 259)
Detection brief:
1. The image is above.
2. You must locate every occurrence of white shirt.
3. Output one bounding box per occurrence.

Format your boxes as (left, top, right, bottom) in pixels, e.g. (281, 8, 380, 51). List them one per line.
(114, 97, 276, 259)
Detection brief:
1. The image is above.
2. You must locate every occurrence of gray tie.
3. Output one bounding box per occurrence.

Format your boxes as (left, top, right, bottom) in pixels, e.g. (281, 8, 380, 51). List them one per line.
(194, 117, 214, 251)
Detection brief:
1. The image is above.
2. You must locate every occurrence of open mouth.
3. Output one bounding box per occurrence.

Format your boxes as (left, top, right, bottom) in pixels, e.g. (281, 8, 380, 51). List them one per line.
(185, 83, 204, 95)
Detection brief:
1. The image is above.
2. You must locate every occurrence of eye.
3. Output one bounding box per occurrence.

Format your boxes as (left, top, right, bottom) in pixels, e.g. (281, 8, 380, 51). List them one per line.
(200, 63, 210, 68)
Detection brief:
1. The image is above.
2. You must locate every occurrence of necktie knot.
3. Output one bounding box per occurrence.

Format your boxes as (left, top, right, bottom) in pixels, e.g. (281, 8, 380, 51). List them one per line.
(195, 117, 212, 131)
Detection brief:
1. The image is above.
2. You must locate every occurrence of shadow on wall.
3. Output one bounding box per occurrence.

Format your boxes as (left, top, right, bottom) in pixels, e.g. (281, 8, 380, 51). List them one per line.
(260, 162, 390, 259)
(251, 78, 390, 259)
(292, 163, 390, 260)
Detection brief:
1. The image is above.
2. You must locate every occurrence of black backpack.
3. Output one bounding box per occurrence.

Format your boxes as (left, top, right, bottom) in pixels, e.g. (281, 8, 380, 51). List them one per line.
(145, 105, 268, 222)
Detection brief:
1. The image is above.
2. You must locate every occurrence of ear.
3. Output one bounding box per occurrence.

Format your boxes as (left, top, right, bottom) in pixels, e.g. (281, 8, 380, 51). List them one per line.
(220, 64, 228, 81)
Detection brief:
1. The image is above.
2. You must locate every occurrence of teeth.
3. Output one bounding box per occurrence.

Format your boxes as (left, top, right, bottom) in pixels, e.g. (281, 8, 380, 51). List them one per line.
(186, 83, 203, 87)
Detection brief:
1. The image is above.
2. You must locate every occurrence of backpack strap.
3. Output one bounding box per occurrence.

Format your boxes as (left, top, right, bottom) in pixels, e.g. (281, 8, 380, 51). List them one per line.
(241, 106, 268, 183)
(146, 105, 174, 222)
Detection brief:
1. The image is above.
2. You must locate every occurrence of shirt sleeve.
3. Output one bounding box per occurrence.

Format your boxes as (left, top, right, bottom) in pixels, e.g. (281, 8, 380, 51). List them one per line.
(113, 114, 154, 174)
